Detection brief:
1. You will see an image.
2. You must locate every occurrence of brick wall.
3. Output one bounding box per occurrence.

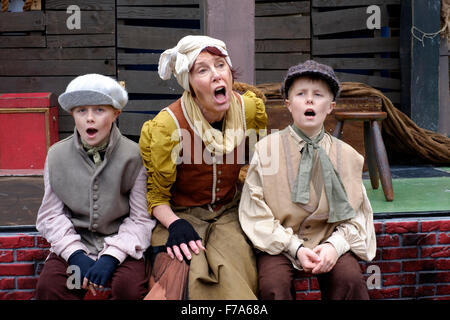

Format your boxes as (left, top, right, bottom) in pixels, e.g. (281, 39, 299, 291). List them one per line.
(0, 217, 449, 300)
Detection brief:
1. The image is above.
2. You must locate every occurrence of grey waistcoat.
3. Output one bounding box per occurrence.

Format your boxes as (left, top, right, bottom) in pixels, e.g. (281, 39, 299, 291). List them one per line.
(47, 123, 143, 255)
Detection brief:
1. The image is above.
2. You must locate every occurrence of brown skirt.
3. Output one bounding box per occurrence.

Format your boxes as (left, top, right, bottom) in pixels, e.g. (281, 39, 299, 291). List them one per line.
(150, 197, 258, 300)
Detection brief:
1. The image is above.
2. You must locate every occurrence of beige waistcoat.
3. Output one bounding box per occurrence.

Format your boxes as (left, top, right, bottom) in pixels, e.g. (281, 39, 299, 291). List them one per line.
(258, 127, 364, 250)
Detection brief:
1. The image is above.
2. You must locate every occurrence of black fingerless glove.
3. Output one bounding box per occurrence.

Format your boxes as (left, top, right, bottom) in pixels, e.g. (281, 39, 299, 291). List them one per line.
(68, 250, 95, 280)
(84, 255, 119, 287)
(166, 219, 201, 248)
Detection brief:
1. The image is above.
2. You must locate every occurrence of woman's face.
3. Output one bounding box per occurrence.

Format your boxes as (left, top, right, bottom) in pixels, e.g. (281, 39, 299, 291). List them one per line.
(189, 51, 233, 122)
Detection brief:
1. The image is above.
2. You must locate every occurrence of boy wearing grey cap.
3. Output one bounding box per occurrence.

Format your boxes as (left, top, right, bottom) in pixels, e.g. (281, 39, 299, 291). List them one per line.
(239, 61, 376, 300)
(35, 74, 155, 299)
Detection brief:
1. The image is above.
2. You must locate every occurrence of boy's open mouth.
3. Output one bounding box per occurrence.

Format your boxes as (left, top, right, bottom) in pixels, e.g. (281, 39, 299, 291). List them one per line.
(304, 109, 316, 117)
(86, 128, 98, 136)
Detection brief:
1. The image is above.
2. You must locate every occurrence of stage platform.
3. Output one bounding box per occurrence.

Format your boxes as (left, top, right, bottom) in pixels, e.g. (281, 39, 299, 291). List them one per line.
(0, 165, 448, 231)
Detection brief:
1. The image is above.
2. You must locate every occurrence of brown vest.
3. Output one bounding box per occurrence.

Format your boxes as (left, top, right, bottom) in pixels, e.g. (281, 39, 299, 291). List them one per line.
(167, 96, 245, 209)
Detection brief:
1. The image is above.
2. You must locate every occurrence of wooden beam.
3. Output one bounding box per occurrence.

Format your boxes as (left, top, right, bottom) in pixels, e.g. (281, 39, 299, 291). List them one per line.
(118, 112, 155, 136)
(117, 53, 160, 65)
(335, 72, 401, 90)
(118, 70, 183, 95)
(0, 35, 46, 48)
(0, 48, 115, 60)
(117, 0, 199, 5)
(312, 6, 388, 35)
(256, 39, 310, 53)
(255, 53, 310, 69)
(117, 6, 200, 20)
(47, 34, 115, 48)
(0, 60, 116, 76)
(315, 57, 399, 70)
(255, 15, 310, 39)
(117, 25, 200, 50)
(0, 12, 45, 32)
(46, 11, 115, 35)
(312, 0, 400, 7)
(313, 37, 399, 55)
(255, 1, 310, 16)
(45, 0, 115, 10)
(125, 99, 175, 112)
(0, 77, 72, 96)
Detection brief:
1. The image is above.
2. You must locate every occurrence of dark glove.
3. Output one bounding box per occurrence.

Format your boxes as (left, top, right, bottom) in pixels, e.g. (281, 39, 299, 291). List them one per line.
(84, 255, 119, 287)
(166, 219, 201, 248)
(68, 250, 95, 280)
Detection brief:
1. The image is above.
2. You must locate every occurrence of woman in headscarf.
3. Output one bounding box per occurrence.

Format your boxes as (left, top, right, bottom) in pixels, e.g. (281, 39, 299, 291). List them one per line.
(139, 35, 267, 300)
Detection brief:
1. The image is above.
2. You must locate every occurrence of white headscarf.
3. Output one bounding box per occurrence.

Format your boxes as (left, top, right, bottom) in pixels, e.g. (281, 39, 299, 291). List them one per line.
(158, 35, 232, 92)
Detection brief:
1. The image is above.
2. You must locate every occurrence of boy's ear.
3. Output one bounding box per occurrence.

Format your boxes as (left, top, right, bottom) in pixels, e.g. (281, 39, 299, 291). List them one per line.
(328, 101, 336, 114)
(285, 99, 292, 112)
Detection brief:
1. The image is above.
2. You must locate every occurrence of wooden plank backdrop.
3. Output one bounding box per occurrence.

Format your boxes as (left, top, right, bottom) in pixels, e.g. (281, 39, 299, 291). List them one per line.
(311, 1, 402, 105)
(254, 0, 311, 84)
(0, 2, 116, 140)
(116, 0, 204, 136)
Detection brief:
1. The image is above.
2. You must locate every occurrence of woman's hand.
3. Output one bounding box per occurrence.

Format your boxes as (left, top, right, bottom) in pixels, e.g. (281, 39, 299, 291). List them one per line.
(152, 205, 205, 262)
(166, 218, 205, 262)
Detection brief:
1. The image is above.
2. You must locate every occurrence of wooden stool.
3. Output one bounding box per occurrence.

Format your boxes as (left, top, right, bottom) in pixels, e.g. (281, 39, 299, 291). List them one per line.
(332, 111, 394, 201)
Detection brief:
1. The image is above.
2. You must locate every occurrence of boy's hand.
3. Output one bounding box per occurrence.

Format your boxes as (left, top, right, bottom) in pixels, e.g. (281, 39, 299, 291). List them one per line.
(83, 254, 119, 289)
(296, 246, 321, 273)
(311, 243, 338, 274)
(166, 219, 205, 262)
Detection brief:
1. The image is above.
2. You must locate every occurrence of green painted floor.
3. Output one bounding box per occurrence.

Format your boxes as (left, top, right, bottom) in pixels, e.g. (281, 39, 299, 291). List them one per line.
(364, 176, 450, 214)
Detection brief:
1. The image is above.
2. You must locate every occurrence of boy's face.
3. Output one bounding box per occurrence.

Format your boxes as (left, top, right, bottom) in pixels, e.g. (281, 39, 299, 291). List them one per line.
(71, 105, 120, 147)
(285, 77, 335, 137)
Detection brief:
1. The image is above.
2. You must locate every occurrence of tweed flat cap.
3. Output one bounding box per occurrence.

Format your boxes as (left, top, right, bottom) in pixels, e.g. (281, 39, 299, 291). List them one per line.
(281, 60, 340, 101)
(58, 74, 128, 112)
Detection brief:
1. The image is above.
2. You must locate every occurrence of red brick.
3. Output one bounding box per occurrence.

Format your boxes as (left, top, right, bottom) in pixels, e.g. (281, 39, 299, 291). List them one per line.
(439, 233, 450, 244)
(383, 273, 416, 286)
(0, 236, 34, 249)
(419, 271, 450, 284)
(0, 250, 14, 263)
(310, 277, 320, 290)
(421, 246, 450, 258)
(433, 296, 450, 300)
(17, 277, 39, 289)
(436, 259, 450, 270)
(421, 220, 450, 232)
(382, 247, 418, 260)
(403, 259, 436, 272)
(401, 286, 416, 298)
(374, 222, 383, 234)
(0, 263, 35, 276)
(0, 278, 15, 290)
(369, 287, 400, 299)
(415, 285, 436, 297)
(402, 233, 436, 246)
(437, 285, 450, 295)
(385, 221, 418, 234)
(16, 249, 49, 262)
(368, 261, 401, 273)
(36, 236, 50, 248)
(376, 235, 400, 247)
(0, 291, 35, 300)
(295, 291, 321, 300)
(293, 278, 308, 291)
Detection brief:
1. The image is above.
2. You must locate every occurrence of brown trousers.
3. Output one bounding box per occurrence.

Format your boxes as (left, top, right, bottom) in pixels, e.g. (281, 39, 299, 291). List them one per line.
(257, 252, 369, 300)
(35, 253, 148, 300)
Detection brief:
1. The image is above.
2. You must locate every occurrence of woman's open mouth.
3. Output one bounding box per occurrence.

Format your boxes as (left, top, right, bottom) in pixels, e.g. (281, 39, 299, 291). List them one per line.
(213, 86, 228, 104)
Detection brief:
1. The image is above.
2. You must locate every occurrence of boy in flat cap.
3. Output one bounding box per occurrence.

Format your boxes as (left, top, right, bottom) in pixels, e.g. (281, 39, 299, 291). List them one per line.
(239, 60, 376, 300)
(35, 74, 155, 300)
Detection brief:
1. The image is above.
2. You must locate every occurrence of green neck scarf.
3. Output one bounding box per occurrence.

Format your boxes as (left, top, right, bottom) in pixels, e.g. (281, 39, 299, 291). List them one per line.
(290, 124, 356, 223)
(81, 138, 109, 167)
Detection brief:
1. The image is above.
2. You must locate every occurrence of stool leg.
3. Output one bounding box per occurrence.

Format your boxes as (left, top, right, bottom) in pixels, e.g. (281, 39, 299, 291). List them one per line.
(333, 120, 344, 138)
(364, 121, 379, 190)
(370, 120, 394, 201)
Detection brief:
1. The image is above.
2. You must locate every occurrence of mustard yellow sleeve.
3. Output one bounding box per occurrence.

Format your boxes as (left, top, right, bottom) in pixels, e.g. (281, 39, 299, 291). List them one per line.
(139, 110, 179, 215)
(242, 90, 268, 132)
